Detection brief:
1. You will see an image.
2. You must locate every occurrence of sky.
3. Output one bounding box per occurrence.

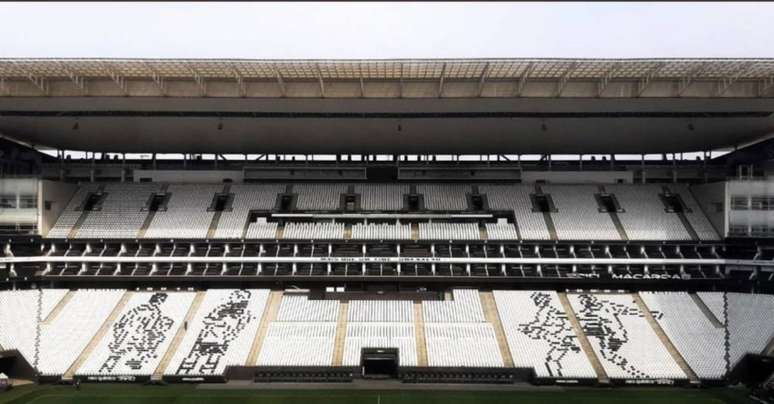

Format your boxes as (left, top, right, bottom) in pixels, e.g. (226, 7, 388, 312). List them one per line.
(1, 2, 773, 59)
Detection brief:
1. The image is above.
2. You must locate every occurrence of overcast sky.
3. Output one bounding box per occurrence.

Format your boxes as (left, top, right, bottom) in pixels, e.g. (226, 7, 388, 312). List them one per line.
(1, 2, 773, 59)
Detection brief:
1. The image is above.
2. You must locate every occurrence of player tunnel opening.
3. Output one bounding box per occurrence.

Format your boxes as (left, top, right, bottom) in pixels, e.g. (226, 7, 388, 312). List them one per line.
(360, 347, 399, 379)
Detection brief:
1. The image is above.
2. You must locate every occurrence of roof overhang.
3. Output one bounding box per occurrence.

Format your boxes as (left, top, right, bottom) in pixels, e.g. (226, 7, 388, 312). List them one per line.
(1, 58, 774, 154)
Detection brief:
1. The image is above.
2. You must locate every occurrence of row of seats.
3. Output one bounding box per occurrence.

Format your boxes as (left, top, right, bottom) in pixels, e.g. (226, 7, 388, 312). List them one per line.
(257, 322, 336, 366)
(47, 183, 719, 241)
(351, 223, 412, 240)
(423, 289, 503, 367)
(423, 289, 486, 323)
(608, 185, 693, 241)
(493, 290, 596, 379)
(77, 184, 163, 239)
(343, 323, 418, 367)
(568, 293, 687, 380)
(347, 300, 414, 322)
(38, 290, 125, 376)
(214, 185, 286, 239)
(344, 298, 418, 367)
(276, 294, 339, 322)
(416, 184, 471, 211)
(354, 184, 409, 211)
(77, 291, 196, 376)
(544, 185, 620, 240)
(283, 222, 345, 240)
(3, 289, 771, 380)
(47, 185, 100, 238)
(294, 184, 349, 211)
(697, 292, 774, 366)
(166, 289, 270, 376)
(417, 222, 479, 241)
(259, 292, 340, 366)
(244, 220, 279, 239)
(485, 221, 520, 240)
(669, 184, 721, 241)
(145, 185, 221, 239)
(479, 185, 552, 240)
(639, 292, 726, 379)
(425, 324, 503, 367)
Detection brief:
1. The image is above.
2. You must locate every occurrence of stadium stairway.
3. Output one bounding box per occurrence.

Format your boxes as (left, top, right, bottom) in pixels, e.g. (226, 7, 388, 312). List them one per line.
(479, 224, 487, 241)
(764, 334, 774, 356)
(557, 292, 610, 385)
(68, 184, 106, 238)
(662, 186, 699, 241)
(479, 291, 514, 367)
(332, 301, 349, 366)
(633, 293, 700, 385)
(206, 184, 231, 239)
(275, 224, 285, 240)
(152, 291, 205, 380)
(62, 291, 133, 381)
(600, 185, 629, 240)
(690, 293, 724, 328)
(137, 184, 168, 239)
(246, 290, 283, 365)
(534, 185, 558, 241)
(41, 291, 74, 325)
(413, 301, 428, 367)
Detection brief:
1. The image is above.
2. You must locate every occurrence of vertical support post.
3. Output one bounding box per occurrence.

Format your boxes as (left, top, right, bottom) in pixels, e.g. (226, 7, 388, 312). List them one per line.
(90, 152, 95, 183)
(641, 154, 646, 184)
(121, 153, 126, 183)
(58, 150, 65, 181)
(672, 153, 677, 183)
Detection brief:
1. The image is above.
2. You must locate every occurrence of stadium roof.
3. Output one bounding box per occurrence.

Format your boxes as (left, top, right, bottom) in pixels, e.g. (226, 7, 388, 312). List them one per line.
(1, 58, 774, 98)
(1, 58, 774, 154)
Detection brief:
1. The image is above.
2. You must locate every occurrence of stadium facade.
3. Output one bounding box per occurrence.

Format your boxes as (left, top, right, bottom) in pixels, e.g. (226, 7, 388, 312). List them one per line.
(0, 58, 772, 388)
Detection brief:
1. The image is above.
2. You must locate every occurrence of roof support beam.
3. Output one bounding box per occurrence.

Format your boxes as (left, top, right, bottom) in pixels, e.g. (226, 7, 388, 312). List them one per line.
(358, 64, 365, 98)
(57, 62, 86, 95)
(597, 63, 621, 97)
(554, 62, 579, 97)
(143, 63, 167, 96)
(13, 62, 49, 96)
(636, 62, 666, 97)
(678, 62, 710, 96)
(230, 64, 246, 97)
(477, 62, 490, 97)
(274, 69, 286, 97)
(759, 77, 774, 97)
(101, 62, 128, 96)
(438, 62, 447, 98)
(399, 63, 404, 98)
(315, 63, 325, 98)
(514, 62, 536, 97)
(0, 77, 8, 96)
(185, 63, 207, 97)
(716, 62, 755, 96)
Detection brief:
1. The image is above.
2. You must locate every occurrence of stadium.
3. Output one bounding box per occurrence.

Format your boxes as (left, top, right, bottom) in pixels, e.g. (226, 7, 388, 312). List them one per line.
(0, 57, 774, 403)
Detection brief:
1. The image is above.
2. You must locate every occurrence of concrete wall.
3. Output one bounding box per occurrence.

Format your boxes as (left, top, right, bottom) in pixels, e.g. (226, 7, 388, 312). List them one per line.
(133, 170, 242, 184)
(521, 170, 633, 184)
(725, 179, 774, 236)
(690, 181, 727, 236)
(0, 178, 38, 229)
(38, 180, 78, 236)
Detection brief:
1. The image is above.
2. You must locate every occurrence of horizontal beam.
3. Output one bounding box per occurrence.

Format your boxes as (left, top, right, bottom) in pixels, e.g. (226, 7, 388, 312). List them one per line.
(0, 255, 731, 266)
